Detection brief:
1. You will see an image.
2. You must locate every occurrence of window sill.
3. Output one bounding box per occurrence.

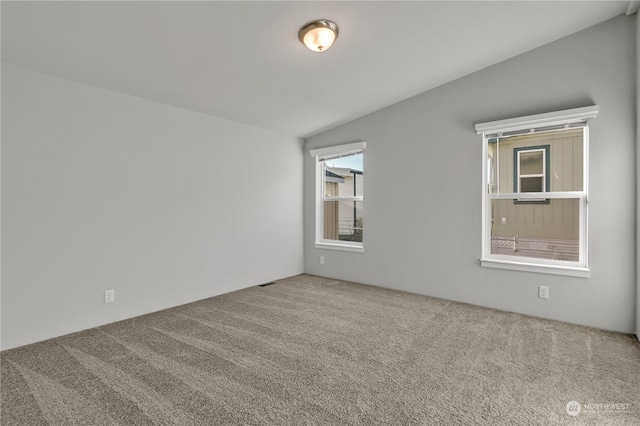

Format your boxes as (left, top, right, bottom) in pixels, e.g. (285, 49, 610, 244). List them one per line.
(480, 258, 590, 278)
(315, 242, 364, 253)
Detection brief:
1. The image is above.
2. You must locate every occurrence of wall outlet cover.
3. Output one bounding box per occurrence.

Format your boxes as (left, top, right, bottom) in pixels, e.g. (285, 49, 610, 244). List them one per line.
(538, 286, 549, 299)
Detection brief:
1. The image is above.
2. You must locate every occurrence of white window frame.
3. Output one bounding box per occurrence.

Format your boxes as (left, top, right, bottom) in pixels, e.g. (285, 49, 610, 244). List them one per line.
(517, 148, 545, 191)
(310, 141, 366, 252)
(475, 106, 598, 277)
(515, 145, 549, 203)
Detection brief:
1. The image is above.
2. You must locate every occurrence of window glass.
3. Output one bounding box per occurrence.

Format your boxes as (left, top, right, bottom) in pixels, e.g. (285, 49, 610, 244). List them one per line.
(519, 150, 544, 175)
(323, 200, 363, 242)
(321, 153, 364, 244)
(520, 177, 544, 192)
(491, 198, 579, 262)
(497, 131, 584, 193)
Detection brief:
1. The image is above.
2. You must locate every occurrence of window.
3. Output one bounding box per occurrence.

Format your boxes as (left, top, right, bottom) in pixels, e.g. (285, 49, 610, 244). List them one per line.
(514, 145, 550, 203)
(476, 106, 598, 277)
(310, 142, 365, 252)
(516, 147, 545, 192)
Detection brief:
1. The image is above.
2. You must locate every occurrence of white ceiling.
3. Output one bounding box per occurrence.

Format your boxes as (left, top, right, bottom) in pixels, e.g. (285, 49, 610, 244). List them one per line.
(1, 1, 631, 138)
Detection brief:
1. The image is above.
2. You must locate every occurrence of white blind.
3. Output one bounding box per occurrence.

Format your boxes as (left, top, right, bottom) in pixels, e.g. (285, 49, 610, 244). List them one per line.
(486, 121, 586, 141)
(475, 105, 598, 137)
(309, 141, 366, 161)
(318, 151, 362, 163)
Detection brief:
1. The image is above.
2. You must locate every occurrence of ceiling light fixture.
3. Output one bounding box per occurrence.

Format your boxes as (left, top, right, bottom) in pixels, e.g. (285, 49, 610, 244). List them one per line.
(298, 19, 339, 52)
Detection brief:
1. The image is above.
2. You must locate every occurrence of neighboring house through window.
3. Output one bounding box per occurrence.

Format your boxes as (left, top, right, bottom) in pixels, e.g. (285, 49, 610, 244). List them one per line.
(476, 106, 598, 277)
(310, 142, 365, 252)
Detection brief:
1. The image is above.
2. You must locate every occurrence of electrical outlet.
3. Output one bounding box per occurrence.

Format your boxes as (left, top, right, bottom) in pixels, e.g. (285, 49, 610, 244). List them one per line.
(320, 256, 325, 265)
(538, 286, 549, 300)
(105, 289, 115, 303)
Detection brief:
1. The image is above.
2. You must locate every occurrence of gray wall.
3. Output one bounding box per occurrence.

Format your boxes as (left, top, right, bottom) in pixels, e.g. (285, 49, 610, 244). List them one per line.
(1, 64, 304, 350)
(304, 16, 636, 333)
(637, 11, 640, 340)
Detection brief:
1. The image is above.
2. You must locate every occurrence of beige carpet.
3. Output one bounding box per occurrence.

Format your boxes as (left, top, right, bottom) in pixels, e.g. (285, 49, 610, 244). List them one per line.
(1, 274, 639, 425)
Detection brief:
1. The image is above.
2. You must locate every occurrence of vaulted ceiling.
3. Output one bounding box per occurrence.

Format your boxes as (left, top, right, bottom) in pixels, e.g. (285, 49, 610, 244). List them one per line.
(1, 1, 631, 137)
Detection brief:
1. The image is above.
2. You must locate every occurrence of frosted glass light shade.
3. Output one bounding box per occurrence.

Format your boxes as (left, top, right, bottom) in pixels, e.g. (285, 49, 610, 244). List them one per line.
(299, 20, 338, 52)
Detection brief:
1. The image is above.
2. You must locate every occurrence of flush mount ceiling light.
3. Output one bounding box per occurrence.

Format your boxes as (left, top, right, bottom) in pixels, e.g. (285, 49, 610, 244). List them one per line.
(298, 19, 339, 52)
